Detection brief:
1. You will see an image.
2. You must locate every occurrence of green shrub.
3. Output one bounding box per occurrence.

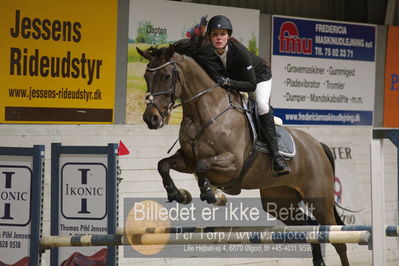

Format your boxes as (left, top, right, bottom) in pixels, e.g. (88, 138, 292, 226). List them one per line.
(248, 34, 258, 56)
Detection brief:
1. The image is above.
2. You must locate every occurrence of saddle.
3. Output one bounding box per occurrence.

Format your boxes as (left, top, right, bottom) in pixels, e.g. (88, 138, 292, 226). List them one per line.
(243, 95, 295, 158)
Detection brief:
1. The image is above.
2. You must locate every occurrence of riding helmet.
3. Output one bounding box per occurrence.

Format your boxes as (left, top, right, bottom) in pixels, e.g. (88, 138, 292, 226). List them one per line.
(207, 15, 233, 35)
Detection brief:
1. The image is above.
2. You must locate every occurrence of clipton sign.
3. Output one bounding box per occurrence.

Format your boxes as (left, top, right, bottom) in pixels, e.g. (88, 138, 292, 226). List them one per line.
(271, 16, 376, 126)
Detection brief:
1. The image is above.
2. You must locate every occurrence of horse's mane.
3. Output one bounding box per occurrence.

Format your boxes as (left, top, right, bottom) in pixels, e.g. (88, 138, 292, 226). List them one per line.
(174, 35, 209, 57)
(146, 35, 240, 66)
(146, 35, 240, 85)
(145, 43, 205, 74)
(173, 49, 215, 85)
(174, 35, 239, 56)
(172, 35, 241, 83)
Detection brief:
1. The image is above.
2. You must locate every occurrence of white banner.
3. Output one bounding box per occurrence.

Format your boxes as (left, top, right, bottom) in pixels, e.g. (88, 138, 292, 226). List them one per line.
(271, 15, 376, 126)
(127, 0, 260, 124)
(129, 0, 259, 47)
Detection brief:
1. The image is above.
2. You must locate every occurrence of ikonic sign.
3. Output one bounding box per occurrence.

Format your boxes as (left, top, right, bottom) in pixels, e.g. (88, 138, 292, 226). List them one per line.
(0, 146, 44, 266)
(0, 165, 32, 264)
(61, 163, 106, 220)
(0, 167, 31, 226)
(51, 143, 118, 266)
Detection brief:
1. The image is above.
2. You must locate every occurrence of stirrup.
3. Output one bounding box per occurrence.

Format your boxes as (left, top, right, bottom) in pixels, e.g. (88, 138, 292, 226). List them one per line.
(271, 155, 290, 177)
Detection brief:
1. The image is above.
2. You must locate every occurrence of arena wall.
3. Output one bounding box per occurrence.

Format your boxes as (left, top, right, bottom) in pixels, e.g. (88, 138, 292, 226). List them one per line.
(0, 124, 397, 265)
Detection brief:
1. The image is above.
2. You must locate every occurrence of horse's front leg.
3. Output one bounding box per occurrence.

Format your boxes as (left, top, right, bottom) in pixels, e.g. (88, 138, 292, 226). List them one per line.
(158, 149, 194, 204)
(195, 152, 236, 205)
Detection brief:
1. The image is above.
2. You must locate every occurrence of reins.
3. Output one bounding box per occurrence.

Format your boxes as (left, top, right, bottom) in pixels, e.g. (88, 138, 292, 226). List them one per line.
(186, 89, 252, 159)
(173, 84, 219, 109)
(145, 57, 252, 158)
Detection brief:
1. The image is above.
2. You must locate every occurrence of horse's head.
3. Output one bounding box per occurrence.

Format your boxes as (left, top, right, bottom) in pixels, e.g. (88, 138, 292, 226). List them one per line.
(137, 45, 182, 129)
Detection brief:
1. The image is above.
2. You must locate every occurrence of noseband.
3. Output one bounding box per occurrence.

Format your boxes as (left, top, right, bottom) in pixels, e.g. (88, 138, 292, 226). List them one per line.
(145, 59, 179, 119)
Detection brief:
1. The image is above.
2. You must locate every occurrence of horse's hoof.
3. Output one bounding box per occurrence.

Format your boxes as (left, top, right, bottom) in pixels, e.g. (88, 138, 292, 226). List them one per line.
(312, 259, 326, 266)
(200, 192, 216, 204)
(167, 194, 176, 203)
(167, 190, 181, 203)
(214, 190, 227, 206)
(206, 197, 217, 204)
(179, 189, 192, 204)
(167, 189, 192, 204)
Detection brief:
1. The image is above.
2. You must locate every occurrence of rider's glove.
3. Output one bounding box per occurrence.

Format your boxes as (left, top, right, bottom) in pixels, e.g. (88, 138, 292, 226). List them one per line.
(216, 76, 231, 88)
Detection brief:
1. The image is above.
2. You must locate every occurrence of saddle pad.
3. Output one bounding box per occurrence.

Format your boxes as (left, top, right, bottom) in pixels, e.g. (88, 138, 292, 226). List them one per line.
(254, 126, 296, 158)
(240, 95, 295, 158)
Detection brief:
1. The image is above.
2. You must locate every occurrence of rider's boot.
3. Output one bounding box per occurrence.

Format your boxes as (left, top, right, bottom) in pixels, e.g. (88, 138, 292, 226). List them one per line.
(258, 110, 290, 176)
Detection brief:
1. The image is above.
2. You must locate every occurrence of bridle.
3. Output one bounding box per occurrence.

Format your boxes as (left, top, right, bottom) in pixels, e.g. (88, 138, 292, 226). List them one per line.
(145, 58, 219, 118)
(145, 56, 252, 158)
(145, 59, 179, 119)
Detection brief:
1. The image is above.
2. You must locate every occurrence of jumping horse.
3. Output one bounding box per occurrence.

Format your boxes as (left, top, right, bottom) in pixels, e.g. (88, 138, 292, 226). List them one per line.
(137, 44, 349, 266)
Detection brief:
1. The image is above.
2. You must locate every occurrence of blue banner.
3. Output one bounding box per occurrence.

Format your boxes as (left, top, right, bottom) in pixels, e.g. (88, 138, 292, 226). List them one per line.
(274, 108, 373, 126)
(273, 16, 375, 61)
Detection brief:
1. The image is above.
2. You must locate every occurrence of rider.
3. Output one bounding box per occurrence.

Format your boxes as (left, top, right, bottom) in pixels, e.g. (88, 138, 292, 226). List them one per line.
(193, 15, 290, 177)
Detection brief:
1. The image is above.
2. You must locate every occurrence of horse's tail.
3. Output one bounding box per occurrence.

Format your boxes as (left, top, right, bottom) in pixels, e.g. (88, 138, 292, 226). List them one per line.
(320, 142, 345, 225)
(320, 142, 335, 174)
(333, 205, 345, 225)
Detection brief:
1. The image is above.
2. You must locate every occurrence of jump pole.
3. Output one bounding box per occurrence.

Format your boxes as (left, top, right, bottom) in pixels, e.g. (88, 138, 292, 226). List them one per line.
(114, 225, 399, 236)
(40, 230, 371, 249)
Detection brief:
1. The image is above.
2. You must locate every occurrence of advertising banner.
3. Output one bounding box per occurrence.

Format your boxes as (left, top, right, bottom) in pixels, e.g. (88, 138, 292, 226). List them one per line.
(50, 143, 118, 266)
(383, 26, 399, 127)
(127, 0, 259, 124)
(0, 146, 44, 266)
(330, 143, 367, 225)
(0, 0, 118, 124)
(271, 16, 376, 126)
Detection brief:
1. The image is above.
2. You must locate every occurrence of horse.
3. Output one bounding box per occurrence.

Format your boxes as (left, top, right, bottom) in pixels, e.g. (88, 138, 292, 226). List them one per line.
(137, 44, 349, 266)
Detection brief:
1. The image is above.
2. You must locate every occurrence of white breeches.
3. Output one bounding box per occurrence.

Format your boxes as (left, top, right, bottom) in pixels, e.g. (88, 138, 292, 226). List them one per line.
(253, 79, 272, 115)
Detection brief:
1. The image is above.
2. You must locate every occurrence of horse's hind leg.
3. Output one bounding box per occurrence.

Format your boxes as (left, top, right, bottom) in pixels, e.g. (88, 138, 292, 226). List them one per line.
(195, 152, 236, 205)
(260, 188, 326, 266)
(158, 149, 194, 204)
(303, 197, 349, 266)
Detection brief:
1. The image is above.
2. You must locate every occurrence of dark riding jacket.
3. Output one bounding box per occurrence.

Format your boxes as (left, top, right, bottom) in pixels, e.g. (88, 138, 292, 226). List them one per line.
(193, 40, 272, 92)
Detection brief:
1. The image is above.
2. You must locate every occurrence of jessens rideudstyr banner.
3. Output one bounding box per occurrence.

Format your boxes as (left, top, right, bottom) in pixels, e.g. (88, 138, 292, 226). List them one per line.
(0, 0, 117, 123)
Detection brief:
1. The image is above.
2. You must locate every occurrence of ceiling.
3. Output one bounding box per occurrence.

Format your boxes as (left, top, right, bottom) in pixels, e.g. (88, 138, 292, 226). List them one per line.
(174, 0, 399, 25)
